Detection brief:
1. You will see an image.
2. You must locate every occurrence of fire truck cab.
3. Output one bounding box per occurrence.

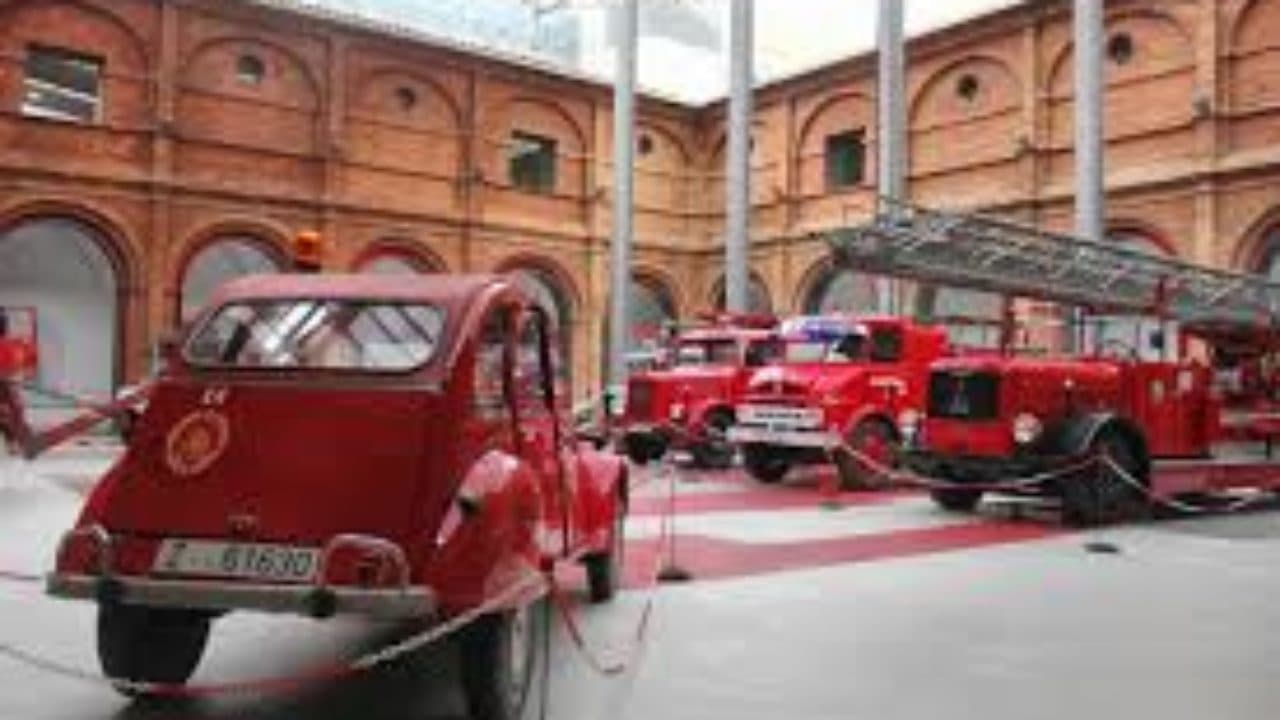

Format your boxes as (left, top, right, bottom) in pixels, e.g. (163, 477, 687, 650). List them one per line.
(620, 315, 777, 467)
(42, 274, 627, 719)
(729, 315, 947, 488)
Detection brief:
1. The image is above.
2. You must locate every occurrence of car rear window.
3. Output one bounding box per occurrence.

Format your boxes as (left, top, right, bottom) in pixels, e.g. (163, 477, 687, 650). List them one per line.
(185, 300, 445, 372)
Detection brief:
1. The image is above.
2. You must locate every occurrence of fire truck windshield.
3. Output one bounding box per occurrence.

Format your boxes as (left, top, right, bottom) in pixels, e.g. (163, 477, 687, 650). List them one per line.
(780, 333, 869, 364)
(675, 339, 739, 367)
(185, 299, 445, 372)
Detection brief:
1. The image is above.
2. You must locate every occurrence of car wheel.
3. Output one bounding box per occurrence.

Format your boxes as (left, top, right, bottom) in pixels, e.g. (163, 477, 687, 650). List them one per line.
(691, 410, 735, 470)
(459, 602, 540, 720)
(743, 444, 789, 484)
(585, 494, 625, 604)
(97, 604, 210, 697)
(1061, 430, 1148, 527)
(834, 419, 898, 491)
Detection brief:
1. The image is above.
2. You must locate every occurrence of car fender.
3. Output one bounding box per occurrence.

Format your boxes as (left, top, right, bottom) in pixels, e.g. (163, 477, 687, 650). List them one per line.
(426, 449, 545, 614)
(574, 448, 628, 555)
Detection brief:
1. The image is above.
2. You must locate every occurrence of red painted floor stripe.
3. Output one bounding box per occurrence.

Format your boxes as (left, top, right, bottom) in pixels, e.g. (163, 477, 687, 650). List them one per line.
(621, 521, 1062, 587)
(629, 487, 915, 516)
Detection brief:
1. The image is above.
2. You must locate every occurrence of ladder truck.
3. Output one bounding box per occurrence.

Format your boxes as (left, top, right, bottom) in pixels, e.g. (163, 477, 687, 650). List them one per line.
(823, 200, 1280, 525)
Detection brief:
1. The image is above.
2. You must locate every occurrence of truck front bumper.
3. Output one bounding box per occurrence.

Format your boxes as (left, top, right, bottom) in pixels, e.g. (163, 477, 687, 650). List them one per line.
(904, 451, 1057, 488)
(728, 425, 840, 450)
(47, 573, 437, 620)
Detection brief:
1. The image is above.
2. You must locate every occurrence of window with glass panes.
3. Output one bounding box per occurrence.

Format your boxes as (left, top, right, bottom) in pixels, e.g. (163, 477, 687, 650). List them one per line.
(509, 132, 557, 194)
(23, 46, 103, 123)
(825, 130, 866, 190)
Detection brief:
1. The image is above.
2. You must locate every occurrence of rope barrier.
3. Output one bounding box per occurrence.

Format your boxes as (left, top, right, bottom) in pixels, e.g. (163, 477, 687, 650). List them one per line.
(1101, 456, 1279, 516)
(0, 571, 547, 698)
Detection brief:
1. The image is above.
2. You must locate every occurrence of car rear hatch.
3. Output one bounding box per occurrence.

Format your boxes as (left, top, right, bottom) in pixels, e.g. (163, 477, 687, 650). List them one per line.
(102, 379, 446, 546)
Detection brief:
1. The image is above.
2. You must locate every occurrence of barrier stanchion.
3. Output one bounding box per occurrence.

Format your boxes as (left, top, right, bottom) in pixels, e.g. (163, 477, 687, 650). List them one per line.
(818, 465, 843, 511)
(655, 460, 693, 583)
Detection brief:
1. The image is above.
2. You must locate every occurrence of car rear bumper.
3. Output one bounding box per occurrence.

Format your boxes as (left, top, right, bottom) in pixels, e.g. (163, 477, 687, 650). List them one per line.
(46, 573, 437, 620)
(728, 425, 839, 449)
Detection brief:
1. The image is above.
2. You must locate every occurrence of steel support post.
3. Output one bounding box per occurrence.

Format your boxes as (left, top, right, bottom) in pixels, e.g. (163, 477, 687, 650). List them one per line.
(608, 0, 638, 391)
(878, 0, 906, 315)
(725, 0, 754, 313)
(1072, 0, 1105, 352)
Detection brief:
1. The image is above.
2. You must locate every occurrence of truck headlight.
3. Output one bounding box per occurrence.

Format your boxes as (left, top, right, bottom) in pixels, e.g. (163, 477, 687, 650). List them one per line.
(1013, 413, 1043, 445)
(897, 409, 922, 442)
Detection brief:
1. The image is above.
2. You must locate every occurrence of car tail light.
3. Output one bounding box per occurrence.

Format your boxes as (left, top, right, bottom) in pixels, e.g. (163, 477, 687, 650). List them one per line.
(319, 536, 410, 589)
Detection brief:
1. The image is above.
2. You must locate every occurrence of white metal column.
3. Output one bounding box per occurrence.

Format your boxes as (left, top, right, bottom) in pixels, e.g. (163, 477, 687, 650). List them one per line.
(724, 0, 754, 313)
(1073, 0, 1105, 351)
(877, 0, 906, 315)
(608, 0, 638, 390)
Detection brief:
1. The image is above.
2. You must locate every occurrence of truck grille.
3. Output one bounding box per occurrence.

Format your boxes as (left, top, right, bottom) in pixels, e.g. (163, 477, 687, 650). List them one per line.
(928, 371, 999, 420)
(627, 379, 654, 418)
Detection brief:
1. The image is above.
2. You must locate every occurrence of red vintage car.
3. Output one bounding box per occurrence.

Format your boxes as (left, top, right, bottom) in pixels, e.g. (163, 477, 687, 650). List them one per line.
(729, 315, 948, 488)
(620, 317, 778, 467)
(42, 274, 627, 720)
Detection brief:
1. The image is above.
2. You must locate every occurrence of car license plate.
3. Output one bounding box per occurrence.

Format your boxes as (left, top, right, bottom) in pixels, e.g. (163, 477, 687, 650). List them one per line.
(152, 540, 320, 584)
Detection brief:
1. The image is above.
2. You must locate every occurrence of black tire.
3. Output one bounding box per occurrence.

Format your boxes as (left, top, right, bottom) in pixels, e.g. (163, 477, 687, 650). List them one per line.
(623, 434, 665, 466)
(459, 603, 539, 720)
(585, 493, 625, 603)
(743, 444, 790, 484)
(930, 484, 983, 513)
(97, 604, 210, 696)
(691, 410, 735, 470)
(1060, 430, 1149, 527)
(834, 420, 899, 491)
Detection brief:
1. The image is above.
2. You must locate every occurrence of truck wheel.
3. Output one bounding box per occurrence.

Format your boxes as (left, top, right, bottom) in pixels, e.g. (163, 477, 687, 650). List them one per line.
(623, 435, 665, 466)
(834, 420, 898, 491)
(743, 444, 789, 484)
(585, 494, 624, 603)
(1061, 430, 1148, 527)
(460, 603, 539, 720)
(691, 410, 735, 470)
(97, 604, 210, 696)
(929, 480, 983, 513)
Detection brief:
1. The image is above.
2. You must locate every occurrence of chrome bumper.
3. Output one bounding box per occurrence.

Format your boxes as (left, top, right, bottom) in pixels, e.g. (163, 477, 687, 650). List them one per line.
(46, 573, 436, 620)
(728, 425, 840, 449)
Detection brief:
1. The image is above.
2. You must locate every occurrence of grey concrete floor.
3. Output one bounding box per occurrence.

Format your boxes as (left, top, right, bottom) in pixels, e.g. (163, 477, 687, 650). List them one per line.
(1, 449, 1278, 720)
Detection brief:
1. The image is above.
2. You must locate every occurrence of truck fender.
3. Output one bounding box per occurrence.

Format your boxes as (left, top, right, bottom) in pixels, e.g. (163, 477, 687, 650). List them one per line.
(427, 450, 544, 613)
(688, 402, 733, 433)
(840, 405, 900, 442)
(1045, 413, 1150, 478)
(575, 448, 628, 554)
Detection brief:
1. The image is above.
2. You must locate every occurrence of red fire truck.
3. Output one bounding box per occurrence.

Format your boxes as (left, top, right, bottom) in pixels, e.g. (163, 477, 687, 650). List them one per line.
(23, 274, 627, 718)
(620, 314, 777, 467)
(728, 314, 947, 488)
(828, 202, 1280, 525)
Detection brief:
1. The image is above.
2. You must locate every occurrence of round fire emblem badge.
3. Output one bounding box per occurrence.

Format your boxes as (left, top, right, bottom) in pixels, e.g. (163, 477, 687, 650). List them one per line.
(165, 410, 230, 477)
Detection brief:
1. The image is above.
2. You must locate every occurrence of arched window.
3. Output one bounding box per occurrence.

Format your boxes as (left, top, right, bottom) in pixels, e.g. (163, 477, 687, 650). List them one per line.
(0, 217, 119, 398)
(800, 265, 883, 315)
(629, 276, 677, 352)
(508, 265, 574, 382)
(1253, 225, 1280, 281)
(1089, 230, 1171, 359)
(713, 273, 772, 315)
(180, 237, 282, 324)
(356, 250, 438, 276)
